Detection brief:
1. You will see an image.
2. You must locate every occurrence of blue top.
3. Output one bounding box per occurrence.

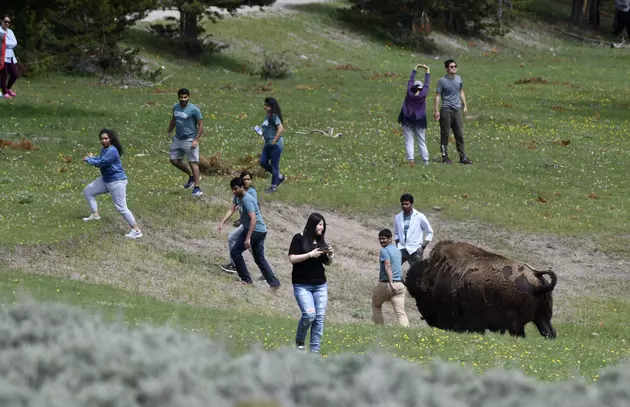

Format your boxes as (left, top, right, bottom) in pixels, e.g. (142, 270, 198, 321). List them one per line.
(173, 103, 203, 140)
(379, 244, 402, 281)
(262, 113, 284, 149)
(233, 187, 259, 212)
(86, 146, 127, 183)
(239, 192, 267, 233)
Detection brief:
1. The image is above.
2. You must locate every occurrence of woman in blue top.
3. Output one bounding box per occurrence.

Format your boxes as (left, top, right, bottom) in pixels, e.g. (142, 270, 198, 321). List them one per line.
(259, 97, 286, 193)
(82, 129, 143, 239)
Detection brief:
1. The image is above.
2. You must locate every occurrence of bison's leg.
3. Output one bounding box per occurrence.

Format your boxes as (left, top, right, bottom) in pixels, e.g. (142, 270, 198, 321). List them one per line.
(508, 321, 526, 338)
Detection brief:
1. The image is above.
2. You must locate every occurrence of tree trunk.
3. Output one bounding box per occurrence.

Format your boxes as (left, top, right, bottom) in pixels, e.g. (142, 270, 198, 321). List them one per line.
(570, 0, 601, 28)
(179, 9, 199, 41)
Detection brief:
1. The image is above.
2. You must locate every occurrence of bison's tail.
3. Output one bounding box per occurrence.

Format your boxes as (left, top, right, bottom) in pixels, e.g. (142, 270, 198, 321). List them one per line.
(533, 270, 557, 294)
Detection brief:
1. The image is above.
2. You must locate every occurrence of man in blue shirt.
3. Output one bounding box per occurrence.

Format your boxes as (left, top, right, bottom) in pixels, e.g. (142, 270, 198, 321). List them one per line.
(371, 228, 409, 327)
(228, 177, 281, 288)
(167, 88, 204, 197)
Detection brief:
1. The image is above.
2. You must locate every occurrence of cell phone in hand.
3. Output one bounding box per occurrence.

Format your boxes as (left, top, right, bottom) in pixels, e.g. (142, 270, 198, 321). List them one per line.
(253, 126, 263, 136)
(321, 244, 332, 253)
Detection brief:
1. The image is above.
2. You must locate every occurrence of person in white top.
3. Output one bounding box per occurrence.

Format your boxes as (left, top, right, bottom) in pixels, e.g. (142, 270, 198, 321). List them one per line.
(1, 15, 19, 99)
(393, 193, 434, 268)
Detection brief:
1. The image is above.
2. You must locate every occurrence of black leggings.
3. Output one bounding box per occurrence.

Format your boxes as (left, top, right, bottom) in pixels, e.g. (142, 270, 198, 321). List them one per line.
(1, 62, 19, 93)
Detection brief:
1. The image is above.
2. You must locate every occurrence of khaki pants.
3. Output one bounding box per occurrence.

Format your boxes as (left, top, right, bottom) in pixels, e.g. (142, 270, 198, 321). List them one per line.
(371, 282, 409, 327)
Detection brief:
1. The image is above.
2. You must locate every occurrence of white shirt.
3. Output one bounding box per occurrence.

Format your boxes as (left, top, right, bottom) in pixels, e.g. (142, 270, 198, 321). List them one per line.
(393, 208, 434, 255)
(1, 28, 18, 63)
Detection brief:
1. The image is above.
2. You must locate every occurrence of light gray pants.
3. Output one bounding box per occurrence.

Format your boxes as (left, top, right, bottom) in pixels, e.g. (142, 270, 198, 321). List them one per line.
(402, 125, 429, 162)
(228, 224, 244, 265)
(84, 177, 137, 227)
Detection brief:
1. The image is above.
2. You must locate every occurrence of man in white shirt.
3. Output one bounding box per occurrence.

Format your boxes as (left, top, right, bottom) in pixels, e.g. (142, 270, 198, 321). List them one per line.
(1, 15, 19, 99)
(393, 193, 434, 269)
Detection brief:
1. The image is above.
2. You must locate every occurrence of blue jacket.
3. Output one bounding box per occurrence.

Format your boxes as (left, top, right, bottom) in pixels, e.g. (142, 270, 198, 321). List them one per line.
(86, 146, 127, 183)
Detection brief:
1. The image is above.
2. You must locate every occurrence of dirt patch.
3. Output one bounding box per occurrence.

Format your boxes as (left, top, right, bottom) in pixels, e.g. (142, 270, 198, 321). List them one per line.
(0, 138, 37, 151)
(2, 200, 629, 327)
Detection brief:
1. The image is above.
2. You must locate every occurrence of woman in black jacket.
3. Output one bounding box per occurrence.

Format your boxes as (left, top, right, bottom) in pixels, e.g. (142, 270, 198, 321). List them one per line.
(288, 213, 334, 353)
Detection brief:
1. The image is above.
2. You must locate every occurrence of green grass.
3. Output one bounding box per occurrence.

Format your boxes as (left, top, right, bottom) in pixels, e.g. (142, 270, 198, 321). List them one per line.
(2, 268, 629, 382)
(1, 3, 629, 253)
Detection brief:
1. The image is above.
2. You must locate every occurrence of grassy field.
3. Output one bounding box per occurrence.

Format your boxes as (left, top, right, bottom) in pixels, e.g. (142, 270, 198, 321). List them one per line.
(2, 268, 629, 382)
(1, 0, 630, 383)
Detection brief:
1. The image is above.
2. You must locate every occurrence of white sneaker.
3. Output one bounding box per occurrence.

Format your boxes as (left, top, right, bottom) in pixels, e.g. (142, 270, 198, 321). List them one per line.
(83, 214, 101, 222)
(125, 229, 143, 239)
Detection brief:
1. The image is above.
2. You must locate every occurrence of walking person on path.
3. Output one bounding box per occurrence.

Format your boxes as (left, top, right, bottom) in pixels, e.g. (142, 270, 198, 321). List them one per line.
(372, 228, 409, 327)
(398, 63, 431, 166)
(218, 171, 261, 276)
(259, 97, 287, 193)
(393, 193, 433, 268)
(288, 213, 334, 353)
(434, 59, 473, 165)
(228, 177, 281, 288)
(167, 88, 204, 197)
(0, 15, 20, 99)
(82, 129, 143, 239)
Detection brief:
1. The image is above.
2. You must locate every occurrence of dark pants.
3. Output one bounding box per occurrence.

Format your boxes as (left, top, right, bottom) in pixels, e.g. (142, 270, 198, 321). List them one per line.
(613, 10, 630, 36)
(1, 62, 19, 93)
(260, 143, 282, 186)
(230, 229, 280, 286)
(439, 106, 467, 160)
(401, 248, 423, 266)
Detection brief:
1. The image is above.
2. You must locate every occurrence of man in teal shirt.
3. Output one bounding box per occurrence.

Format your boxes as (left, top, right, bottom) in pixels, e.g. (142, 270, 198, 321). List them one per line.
(167, 88, 204, 197)
(229, 177, 281, 288)
(371, 228, 409, 327)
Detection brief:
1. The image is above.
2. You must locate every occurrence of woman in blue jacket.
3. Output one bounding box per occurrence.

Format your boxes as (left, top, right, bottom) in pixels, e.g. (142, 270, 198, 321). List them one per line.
(82, 129, 143, 239)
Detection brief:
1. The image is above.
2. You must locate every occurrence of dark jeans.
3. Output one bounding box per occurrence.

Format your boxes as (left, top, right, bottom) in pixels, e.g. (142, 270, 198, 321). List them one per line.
(1, 62, 19, 93)
(401, 248, 423, 266)
(260, 143, 282, 186)
(439, 106, 467, 160)
(613, 10, 630, 36)
(230, 229, 280, 286)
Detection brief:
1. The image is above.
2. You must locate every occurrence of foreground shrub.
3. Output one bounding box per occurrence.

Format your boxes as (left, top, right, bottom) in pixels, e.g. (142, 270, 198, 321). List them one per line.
(1, 300, 630, 406)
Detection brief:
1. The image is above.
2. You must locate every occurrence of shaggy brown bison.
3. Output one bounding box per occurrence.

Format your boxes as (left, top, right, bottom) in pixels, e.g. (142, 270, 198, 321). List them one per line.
(405, 240, 557, 338)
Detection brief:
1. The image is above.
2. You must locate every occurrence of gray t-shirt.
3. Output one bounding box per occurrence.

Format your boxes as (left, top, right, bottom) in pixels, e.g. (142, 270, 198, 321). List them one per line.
(436, 75, 463, 109)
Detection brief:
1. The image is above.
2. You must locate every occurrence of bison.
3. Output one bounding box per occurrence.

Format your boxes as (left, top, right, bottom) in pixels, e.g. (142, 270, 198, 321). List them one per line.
(405, 240, 557, 338)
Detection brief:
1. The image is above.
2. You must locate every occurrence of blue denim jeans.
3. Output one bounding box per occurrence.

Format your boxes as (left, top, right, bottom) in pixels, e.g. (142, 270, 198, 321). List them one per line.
(230, 230, 280, 286)
(293, 283, 328, 353)
(260, 143, 282, 186)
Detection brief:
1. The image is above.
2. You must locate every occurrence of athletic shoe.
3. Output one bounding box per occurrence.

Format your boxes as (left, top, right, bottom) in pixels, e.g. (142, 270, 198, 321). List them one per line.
(277, 175, 286, 187)
(125, 229, 143, 239)
(192, 186, 203, 197)
(265, 186, 277, 193)
(83, 214, 101, 222)
(296, 340, 306, 351)
(220, 263, 237, 274)
(2, 94, 12, 100)
(460, 158, 473, 165)
(183, 176, 194, 189)
(7, 90, 16, 97)
(442, 157, 453, 164)
(422, 160, 429, 166)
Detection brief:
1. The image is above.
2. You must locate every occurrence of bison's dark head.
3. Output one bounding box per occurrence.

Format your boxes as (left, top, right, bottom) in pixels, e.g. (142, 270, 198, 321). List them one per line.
(533, 270, 558, 339)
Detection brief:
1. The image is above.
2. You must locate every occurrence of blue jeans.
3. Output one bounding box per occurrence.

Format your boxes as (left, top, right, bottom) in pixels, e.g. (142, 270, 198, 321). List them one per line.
(260, 143, 282, 186)
(230, 229, 280, 286)
(293, 283, 328, 353)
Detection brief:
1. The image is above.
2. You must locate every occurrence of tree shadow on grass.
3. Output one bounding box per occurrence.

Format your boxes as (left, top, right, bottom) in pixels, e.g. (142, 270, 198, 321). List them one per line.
(127, 28, 255, 74)
(1, 104, 107, 120)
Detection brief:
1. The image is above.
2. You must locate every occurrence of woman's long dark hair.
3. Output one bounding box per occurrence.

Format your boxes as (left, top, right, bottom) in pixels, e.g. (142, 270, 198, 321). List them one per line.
(99, 128, 123, 156)
(264, 97, 283, 123)
(302, 212, 327, 252)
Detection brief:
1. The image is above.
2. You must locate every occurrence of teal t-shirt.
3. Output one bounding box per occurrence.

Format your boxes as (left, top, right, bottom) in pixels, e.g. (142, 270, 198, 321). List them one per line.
(173, 103, 203, 140)
(379, 244, 402, 281)
(233, 187, 259, 213)
(239, 192, 267, 233)
(262, 113, 284, 148)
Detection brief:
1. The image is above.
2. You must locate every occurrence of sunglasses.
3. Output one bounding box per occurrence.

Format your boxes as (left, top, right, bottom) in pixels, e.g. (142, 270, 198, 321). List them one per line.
(3, 20, 10, 24)
(449, 65, 457, 68)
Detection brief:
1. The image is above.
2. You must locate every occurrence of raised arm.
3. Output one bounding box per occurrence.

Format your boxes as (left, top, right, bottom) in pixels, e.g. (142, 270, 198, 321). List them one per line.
(85, 148, 117, 168)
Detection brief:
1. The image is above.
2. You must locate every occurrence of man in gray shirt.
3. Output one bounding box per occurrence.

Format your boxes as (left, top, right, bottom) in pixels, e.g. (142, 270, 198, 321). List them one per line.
(434, 59, 473, 165)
